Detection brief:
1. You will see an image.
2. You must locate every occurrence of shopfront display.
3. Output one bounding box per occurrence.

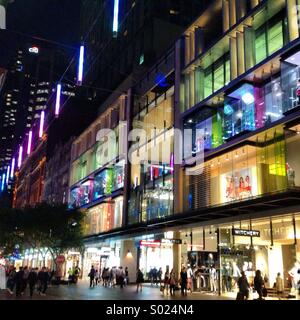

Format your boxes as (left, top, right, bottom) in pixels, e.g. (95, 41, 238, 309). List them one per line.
(139, 239, 173, 278)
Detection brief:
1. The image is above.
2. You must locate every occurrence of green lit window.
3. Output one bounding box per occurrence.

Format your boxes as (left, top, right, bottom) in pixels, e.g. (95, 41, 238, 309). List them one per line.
(213, 62, 224, 92)
(268, 21, 283, 55)
(225, 60, 230, 85)
(255, 28, 267, 64)
(204, 68, 213, 99)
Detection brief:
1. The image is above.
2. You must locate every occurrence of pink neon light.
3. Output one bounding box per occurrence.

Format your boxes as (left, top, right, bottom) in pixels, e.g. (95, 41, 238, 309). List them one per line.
(55, 83, 62, 116)
(18, 145, 23, 168)
(27, 130, 32, 155)
(39, 111, 45, 138)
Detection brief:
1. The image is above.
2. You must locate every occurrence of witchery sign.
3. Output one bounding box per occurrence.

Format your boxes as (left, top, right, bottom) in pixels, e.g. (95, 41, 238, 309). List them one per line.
(232, 229, 260, 237)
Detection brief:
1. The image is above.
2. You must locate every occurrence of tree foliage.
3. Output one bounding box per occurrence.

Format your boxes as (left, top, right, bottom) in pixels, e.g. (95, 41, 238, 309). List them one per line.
(0, 203, 85, 262)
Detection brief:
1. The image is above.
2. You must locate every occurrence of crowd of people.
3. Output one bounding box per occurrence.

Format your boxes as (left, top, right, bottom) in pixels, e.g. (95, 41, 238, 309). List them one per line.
(88, 266, 129, 289)
(4, 266, 55, 298)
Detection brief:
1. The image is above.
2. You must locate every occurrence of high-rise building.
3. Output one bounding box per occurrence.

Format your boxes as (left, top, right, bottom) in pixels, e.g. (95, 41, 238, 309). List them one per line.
(80, 0, 211, 104)
(0, 35, 75, 194)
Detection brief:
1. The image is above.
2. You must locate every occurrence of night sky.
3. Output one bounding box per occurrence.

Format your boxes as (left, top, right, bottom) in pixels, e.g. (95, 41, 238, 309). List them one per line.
(6, 0, 81, 46)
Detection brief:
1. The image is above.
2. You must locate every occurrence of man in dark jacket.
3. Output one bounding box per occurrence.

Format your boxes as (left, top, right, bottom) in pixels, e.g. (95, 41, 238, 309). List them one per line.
(237, 271, 250, 300)
(28, 268, 38, 298)
(89, 266, 96, 288)
(15, 267, 24, 297)
(180, 267, 188, 296)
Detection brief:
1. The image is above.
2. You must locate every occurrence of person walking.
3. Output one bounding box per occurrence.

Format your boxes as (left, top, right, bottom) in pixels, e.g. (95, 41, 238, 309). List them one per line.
(125, 267, 129, 286)
(163, 267, 170, 296)
(180, 267, 188, 296)
(119, 267, 125, 289)
(169, 269, 176, 296)
(95, 269, 99, 285)
(153, 267, 158, 286)
(237, 271, 250, 300)
(22, 266, 29, 294)
(187, 264, 194, 293)
(40, 267, 49, 296)
(28, 268, 38, 298)
(0, 263, 6, 290)
(157, 267, 162, 286)
(6, 267, 16, 294)
(254, 270, 265, 300)
(136, 268, 144, 292)
(89, 265, 96, 288)
(15, 267, 24, 297)
(276, 272, 284, 299)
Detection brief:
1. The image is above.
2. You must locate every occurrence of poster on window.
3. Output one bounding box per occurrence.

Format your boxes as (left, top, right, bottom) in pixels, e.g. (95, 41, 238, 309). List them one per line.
(220, 168, 257, 203)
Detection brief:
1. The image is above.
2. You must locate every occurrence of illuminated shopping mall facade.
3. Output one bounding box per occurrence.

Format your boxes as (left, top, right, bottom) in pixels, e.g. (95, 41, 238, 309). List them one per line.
(67, 0, 300, 296)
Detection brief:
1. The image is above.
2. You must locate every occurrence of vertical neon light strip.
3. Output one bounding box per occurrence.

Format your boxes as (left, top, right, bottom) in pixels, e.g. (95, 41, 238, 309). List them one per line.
(18, 146, 23, 168)
(1, 173, 5, 191)
(11, 158, 15, 178)
(150, 165, 154, 181)
(39, 111, 45, 138)
(113, 0, 119, 36)
(6, 166, 10, 184)
(27, 130, 32, 155)
(170, 153, 174, 173)
(55, 83, 62, 116)
(77, 45, 84, 85)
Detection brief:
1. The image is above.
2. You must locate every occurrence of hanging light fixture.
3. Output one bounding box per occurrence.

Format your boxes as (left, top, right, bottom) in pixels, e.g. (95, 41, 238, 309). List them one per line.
(10, 158, 15, 178)
(18, 145, 23, 169)
(6, 166, 10, 184)
(27, 130, 32, 155)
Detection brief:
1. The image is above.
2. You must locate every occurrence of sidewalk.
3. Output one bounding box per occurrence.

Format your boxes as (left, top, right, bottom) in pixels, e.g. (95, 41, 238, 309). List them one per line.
(0, 281, 234, 300)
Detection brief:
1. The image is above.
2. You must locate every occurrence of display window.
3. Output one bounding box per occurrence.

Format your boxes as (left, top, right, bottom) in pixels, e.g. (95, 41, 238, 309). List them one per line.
(185, 126, 288, 211)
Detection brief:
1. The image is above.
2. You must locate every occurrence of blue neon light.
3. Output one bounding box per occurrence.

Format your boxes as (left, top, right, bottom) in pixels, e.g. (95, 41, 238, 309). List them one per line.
(113, 0, 120, 37)
(224, 104, 234, 116)
(155, 73, 168, 88)
(1, 173, 5, 191)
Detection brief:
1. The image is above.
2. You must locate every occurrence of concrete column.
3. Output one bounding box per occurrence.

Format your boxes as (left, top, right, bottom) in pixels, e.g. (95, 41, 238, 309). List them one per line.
(120, 240, 138, 284)
(237, 31, 245, 75)
(173, 231, 181, 279)
(230, 36, 238, 81)
(287, 0, 299, 41)
(222, 0, 230, 32)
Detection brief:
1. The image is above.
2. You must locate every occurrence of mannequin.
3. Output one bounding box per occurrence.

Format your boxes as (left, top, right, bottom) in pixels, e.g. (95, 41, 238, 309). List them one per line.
(209, 265, 217, 293)
(0, 263, 6, 290)
(232, 261, 241, 289)
(288, 261, 300, 295)
(286, 163, 295, 187)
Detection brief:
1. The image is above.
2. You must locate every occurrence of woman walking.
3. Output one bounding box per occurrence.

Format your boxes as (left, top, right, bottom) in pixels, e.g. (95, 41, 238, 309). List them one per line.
(163, 267, 170, 296)
(136, 268, 144, 292)
(169, 269, 176, 296)
(254, 270, 265, 300)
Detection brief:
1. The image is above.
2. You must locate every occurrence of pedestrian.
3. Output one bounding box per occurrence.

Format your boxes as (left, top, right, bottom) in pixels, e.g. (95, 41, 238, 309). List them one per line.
(0, 263, 6, 290)
(67, 268, 73, 284)
(136, 268, 144, 292)
(6, 267, 16, 294)
(38, 267, 49, 296)
(163, 266, 170, 296)
(276, 272, 284, 299)
(237, 271, 250, 300)
(28, 268, 38, 298)
(15, 267, 24, 297)
(119, 267, 125, 289)
(187, 264, 194, 293)
(254, 270, 265, 300)
(157, 267, 162, 285)
(22, 266, 30, 294)
(125, 267, 129, 286)
(74, 266, 80, 284)
(153, 267, 158, 286)
(169, 269, 176, 296)
(95, 269, 99, 285)
(88, 265, 96, 288)
(180, 267, 188, 296)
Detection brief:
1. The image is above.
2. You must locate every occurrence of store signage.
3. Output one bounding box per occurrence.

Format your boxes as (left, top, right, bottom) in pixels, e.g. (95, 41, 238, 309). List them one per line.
(232, 229, 260, 237)
(29, 46, 39, 54)
(161, 239, 182, 244)
(139, 240, 161, 247)
(56, 255, 65, 263)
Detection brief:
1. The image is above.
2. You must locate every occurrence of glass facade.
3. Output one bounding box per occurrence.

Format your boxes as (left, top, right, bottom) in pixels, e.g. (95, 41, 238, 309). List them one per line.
(184, 126, 290, 211)
(83, 197, 123, 236)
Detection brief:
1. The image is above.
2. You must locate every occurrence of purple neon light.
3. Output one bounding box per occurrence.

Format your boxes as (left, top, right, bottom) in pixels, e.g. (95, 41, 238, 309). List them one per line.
(11, 158, 15, 178)
(27, 130, 33, 155)
(18, 145, 23, 168)
(39, 111, 45, 138)
(170, 153, 174, 173)
(77, 45, 84, 85)
(55, 83, 62, 116)
(150, 165, 154, 181)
